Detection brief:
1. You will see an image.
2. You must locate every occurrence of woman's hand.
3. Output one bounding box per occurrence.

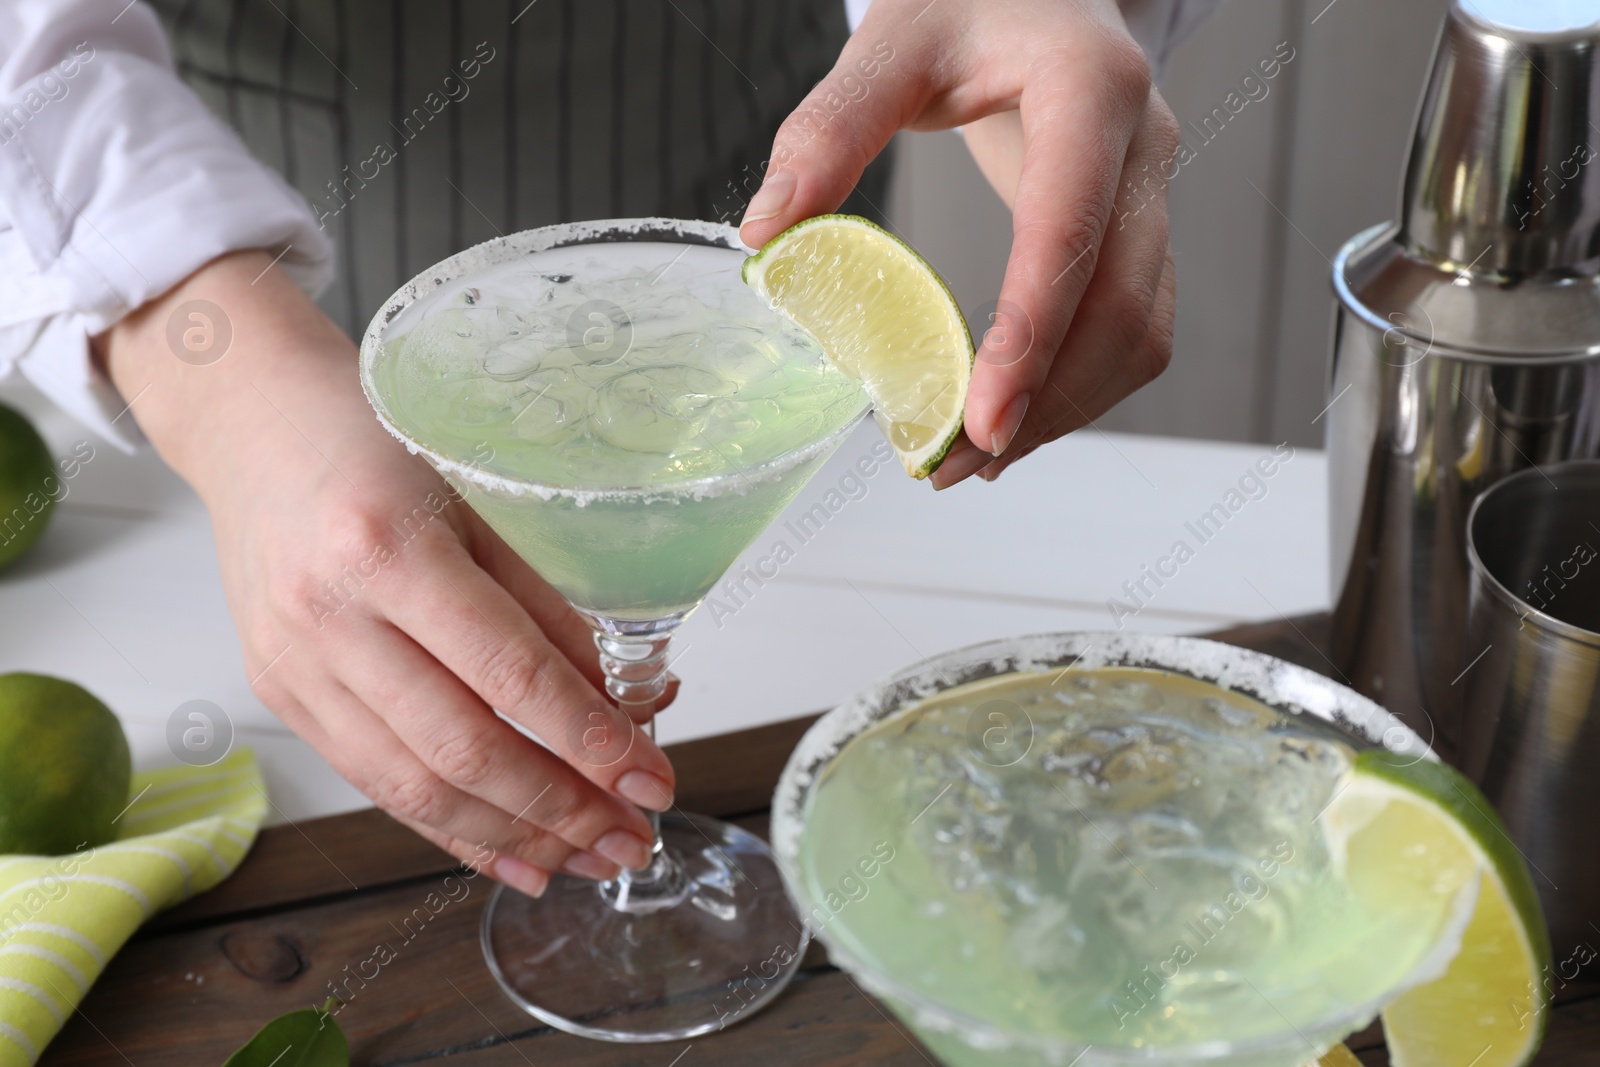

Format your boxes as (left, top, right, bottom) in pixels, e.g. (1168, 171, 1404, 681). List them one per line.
(98, 251, 679, 898)
(741, 0, 1180, 488)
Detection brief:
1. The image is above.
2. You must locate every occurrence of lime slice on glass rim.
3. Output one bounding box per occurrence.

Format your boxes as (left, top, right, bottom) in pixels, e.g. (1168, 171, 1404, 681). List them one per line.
(1319, 748, 1552, 1067)
(742, 214, 974, 479)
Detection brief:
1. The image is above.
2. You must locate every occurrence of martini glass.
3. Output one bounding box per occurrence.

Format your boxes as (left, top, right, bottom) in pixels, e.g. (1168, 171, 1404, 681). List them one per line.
(359, 218, 871, 1040)
(772, 633, 1477, 1067)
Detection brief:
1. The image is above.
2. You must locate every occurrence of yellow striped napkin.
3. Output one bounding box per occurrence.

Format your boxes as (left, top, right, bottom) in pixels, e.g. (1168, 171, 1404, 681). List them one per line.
(0, 748, 267, 1066)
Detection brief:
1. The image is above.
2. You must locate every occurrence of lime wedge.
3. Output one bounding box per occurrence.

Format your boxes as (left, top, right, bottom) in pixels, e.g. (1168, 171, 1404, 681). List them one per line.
(743, 214, 973, 479)
(1320, 749, 1551, 1067)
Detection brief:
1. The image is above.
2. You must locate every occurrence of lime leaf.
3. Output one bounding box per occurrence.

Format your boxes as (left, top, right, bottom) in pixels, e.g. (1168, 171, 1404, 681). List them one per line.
(222, 1000, 348, 1067)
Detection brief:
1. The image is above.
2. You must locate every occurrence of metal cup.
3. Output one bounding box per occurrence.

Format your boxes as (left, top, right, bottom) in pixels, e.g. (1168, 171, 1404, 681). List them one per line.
(1460, 460, 1600, 952)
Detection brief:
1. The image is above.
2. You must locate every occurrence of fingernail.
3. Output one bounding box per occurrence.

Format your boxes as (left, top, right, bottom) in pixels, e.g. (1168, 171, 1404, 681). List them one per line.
(495, 856, 549, 898)
(977, 461, 1004, 483)
(616, 770, 674, 811)
(990, 393, 1030, 456)
(560, 850, 622, 881)
(594, 830, 654, 871)
(930, 445, 992, 490)
(742, 171, 797, 225)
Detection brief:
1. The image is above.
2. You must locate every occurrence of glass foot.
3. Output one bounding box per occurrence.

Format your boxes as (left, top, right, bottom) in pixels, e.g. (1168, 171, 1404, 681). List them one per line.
(481, 811, 810, 1042)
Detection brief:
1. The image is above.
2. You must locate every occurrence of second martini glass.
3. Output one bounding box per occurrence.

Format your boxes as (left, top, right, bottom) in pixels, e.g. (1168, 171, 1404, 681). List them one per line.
(359, 218, 870, 1040)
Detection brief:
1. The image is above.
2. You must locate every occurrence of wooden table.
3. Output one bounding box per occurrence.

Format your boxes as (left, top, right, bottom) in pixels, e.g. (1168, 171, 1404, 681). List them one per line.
(40, 616, 1600, 1065)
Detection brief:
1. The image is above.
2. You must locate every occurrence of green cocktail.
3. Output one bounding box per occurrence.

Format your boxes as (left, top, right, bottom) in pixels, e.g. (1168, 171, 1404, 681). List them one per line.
(772, 634, 1474, 1067)
(360, 219, 869, 1043)
(368, 236, 866, 621)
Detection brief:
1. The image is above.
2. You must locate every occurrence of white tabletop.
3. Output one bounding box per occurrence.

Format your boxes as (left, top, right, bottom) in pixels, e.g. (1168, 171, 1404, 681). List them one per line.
(0, 380, 1330, 825)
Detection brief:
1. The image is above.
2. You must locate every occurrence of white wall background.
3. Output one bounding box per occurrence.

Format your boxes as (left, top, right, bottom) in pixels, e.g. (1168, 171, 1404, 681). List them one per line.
(884, 0, 1451, 448)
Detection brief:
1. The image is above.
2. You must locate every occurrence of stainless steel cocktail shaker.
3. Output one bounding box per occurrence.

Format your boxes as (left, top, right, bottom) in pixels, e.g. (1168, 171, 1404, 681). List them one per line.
(1327, 0, 1600, 753)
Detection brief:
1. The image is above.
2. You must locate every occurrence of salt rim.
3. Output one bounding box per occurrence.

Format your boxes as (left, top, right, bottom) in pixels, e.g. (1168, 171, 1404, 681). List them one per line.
(770, 630, 1446, 1064)
(357, 217, 872, 506)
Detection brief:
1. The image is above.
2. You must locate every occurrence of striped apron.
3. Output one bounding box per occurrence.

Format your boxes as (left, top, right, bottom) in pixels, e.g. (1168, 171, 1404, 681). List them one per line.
(145, 0, 893, 336)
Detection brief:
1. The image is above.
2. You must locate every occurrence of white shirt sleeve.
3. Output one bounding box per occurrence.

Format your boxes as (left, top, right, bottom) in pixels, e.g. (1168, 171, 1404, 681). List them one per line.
(0, 0, 333, 451)
(843, 0, 1225, 84)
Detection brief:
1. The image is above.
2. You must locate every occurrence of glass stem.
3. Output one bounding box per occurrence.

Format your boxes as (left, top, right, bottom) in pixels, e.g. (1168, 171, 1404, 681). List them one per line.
(593, 629, 688, 912)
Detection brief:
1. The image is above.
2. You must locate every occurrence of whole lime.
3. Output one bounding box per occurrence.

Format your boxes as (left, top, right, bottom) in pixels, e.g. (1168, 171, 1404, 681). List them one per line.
(0, 673, 131, 855)
(0, 402, 57, 569)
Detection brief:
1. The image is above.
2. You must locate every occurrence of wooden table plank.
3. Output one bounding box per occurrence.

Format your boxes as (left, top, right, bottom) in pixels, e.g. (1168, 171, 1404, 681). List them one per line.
(48, 813, 912, 1067)
(40, 615, 1597, 1065)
